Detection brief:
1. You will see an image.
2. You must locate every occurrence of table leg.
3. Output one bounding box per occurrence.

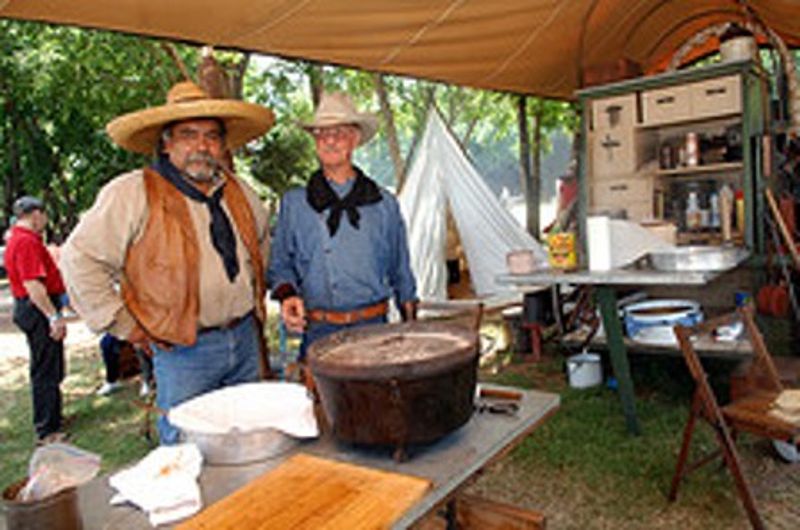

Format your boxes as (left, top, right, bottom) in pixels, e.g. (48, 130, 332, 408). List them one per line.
(595, 286, 641, 435)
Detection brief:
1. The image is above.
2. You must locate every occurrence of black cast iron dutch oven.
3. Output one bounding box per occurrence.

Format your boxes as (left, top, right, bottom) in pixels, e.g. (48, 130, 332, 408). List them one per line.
(307, 320, 479, 456)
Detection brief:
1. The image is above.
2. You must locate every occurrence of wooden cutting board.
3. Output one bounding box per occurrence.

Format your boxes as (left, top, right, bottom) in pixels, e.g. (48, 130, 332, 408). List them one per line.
(177, 453, 431, 529)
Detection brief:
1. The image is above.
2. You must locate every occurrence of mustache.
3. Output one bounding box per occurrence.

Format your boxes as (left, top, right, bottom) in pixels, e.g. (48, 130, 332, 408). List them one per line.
(185, 153, 220, 167)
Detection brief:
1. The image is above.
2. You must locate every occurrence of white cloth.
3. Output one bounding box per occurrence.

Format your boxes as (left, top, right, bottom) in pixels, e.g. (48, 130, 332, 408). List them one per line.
(109, 444, 203, 526)
(167, 381, 319, 437)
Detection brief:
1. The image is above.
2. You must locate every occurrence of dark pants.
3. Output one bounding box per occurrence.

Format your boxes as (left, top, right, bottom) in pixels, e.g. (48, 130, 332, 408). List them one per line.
(13, 297, 65, 439)
(136, 348, 154, 384)
(99, 333, 121, 383)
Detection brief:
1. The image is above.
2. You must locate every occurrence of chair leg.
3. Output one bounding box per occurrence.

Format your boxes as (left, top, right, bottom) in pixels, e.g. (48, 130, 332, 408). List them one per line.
(711, 422, 766, 530)
(669, 389, 702, 501)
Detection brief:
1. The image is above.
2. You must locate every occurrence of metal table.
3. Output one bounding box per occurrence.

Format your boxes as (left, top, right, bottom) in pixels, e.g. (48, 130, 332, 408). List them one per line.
(58, 385, 558, 530)
(497, 267, 736, 436)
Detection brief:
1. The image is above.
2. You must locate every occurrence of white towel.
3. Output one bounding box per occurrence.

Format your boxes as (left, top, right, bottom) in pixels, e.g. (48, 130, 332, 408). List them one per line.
(109, 444, 203, 526)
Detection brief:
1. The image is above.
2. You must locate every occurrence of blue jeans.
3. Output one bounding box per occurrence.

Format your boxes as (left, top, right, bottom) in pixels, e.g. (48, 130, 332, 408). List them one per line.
(299, 315, 386, 360)
(152, 314, 260, 444)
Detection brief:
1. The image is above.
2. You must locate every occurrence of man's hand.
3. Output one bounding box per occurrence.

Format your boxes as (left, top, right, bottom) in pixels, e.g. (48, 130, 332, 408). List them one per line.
(49, 318, 67, 341)
(281, 296, 307, 333)
(127, 324, 159, 356)
(400, 301, 418, 322)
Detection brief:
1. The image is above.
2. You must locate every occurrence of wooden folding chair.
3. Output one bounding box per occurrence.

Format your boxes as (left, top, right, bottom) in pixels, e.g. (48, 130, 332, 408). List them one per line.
(669, 305, 800, 530)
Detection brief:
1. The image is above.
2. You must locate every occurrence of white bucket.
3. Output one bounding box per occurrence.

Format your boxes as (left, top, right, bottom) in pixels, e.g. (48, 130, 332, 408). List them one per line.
(566, 352, 602, 389)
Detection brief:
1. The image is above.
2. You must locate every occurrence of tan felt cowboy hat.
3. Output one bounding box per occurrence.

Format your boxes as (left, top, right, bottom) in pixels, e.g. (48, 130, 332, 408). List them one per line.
(301, 92, 378, 146)
(107, 81, 275, 155)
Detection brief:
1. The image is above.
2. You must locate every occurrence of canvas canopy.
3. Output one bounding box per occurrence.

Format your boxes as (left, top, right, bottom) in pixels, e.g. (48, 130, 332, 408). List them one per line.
(399, 110, 547, 301)
(2, 0, 800, 99)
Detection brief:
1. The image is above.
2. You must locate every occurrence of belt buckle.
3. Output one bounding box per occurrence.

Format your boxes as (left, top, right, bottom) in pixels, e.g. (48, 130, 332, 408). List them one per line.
(343, 311, 354, 324)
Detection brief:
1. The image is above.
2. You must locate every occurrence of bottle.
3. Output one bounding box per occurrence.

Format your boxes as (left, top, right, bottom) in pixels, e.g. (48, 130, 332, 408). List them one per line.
(734, 189, 745, 233)
(720, 184, 734, 242)
(685, 191, 701, 230)
(709, 192, 720, 228)
(685, 132, 699, 166)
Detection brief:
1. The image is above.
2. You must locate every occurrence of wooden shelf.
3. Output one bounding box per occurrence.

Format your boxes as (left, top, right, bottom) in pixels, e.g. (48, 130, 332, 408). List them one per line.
(655, 161, 743, 177)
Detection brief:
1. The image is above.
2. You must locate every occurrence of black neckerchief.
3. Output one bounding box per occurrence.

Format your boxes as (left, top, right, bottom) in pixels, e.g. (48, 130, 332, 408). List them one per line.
(152, 154, 239, 282)
(306, 166, 383, 236)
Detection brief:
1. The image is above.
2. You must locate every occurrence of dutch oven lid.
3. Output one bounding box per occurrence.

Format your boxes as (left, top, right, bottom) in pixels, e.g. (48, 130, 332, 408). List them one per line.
(308, 321, 478, 380)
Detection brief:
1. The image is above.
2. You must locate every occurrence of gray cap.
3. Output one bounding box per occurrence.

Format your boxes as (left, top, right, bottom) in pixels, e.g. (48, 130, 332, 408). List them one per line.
(12, 196, 44, 216)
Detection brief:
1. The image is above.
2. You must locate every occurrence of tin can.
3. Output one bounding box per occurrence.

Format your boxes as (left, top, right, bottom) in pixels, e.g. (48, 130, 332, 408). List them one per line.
(547, 232, 577, 270)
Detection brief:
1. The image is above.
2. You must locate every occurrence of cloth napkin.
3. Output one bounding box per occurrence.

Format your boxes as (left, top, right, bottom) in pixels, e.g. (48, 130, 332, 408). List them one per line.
(770, 389, 800, 425)
(109, 444, 203, 526)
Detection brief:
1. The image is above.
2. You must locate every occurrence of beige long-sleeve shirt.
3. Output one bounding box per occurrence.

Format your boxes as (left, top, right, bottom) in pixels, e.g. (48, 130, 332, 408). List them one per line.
(61, 169, 270, 339)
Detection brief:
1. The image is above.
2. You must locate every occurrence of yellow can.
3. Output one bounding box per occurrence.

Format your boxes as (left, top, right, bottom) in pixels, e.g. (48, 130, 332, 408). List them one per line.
(547, 232, 577, 270)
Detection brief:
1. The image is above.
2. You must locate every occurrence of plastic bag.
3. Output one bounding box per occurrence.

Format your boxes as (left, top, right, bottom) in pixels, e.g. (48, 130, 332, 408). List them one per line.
(19, 443, 101, 501)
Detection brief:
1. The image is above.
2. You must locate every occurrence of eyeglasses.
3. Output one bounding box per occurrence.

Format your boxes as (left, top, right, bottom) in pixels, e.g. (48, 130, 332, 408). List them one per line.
(310, 125, 356, 141)
(171, 127, 224, 145)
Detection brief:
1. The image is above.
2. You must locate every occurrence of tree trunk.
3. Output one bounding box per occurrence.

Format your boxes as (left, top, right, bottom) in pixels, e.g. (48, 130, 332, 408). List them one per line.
(160, 42, 193, 82)
(401, 85, 437, 183)
(373, 73, 405, 189)
(306, 63, 324, 108)
(229, 53, 250, 100)
(518, 95, 539, 236)
(530, 101, 543, 237)
(461, 116, 479, 147)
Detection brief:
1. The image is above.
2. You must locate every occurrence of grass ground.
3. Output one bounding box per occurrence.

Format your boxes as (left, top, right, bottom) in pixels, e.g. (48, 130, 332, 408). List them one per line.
(1, 316, 798, 528)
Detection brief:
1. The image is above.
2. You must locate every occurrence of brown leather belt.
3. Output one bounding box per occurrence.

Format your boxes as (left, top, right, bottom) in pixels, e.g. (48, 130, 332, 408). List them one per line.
(308, 301, 389, 325)
(199, 311, 252, 334)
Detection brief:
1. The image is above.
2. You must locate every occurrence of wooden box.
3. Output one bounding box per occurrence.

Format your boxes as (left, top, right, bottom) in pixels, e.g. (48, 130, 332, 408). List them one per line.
(590, 175, 657, 221)
(589, 128, 652, 178)
(691, 74, 741, 120)
(591, 94, 638, 131)
(642, 84, 692, 126)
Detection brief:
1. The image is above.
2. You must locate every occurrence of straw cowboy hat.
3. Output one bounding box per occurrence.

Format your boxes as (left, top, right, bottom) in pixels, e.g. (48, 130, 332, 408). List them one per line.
(106, 81, 275, 155)
(301, 92, 378, 146)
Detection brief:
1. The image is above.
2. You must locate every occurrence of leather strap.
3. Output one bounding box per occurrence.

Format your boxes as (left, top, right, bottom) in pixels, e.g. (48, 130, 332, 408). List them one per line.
(308, 301, 389, 325)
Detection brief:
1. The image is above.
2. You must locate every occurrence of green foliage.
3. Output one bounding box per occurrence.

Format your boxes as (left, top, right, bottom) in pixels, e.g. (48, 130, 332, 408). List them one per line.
(243, 124, 317, 202)
(0, 20, 197, 237)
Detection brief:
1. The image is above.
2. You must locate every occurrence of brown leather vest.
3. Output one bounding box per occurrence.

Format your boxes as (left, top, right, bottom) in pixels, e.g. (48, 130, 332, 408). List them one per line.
(121, 168, 266, 345)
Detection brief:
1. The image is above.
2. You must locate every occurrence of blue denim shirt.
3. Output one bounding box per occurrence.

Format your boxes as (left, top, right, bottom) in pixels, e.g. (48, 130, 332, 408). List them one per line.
(268, 177, 417, 312)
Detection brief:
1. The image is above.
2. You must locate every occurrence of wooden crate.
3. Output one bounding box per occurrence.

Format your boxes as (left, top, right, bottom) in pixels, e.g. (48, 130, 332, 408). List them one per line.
(691, 74, 741, 120)
(642, 84, 692, 126)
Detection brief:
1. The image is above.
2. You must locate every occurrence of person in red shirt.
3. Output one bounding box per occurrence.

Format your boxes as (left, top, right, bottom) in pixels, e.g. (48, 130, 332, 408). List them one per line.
(5, 196, 69, 444)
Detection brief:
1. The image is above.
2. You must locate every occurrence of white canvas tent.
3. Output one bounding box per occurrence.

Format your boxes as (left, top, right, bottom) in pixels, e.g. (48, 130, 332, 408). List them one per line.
(399, 110, 547, 302)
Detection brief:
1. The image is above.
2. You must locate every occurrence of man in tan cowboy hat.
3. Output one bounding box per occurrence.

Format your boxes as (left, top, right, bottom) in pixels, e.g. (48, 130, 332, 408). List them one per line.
(61, 81, 274, 444)
(268, 91, 417, 359)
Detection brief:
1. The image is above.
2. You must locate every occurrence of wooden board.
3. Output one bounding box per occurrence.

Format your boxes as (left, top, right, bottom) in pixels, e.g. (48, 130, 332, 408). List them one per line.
(456, 494, 546, 530)
(177, 453, 432, 530)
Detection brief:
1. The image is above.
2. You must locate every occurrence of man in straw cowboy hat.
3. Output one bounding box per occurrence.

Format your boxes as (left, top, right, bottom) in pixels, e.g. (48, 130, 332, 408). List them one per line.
(268, 92, 417, 358)
(61, 81, 274, 444)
